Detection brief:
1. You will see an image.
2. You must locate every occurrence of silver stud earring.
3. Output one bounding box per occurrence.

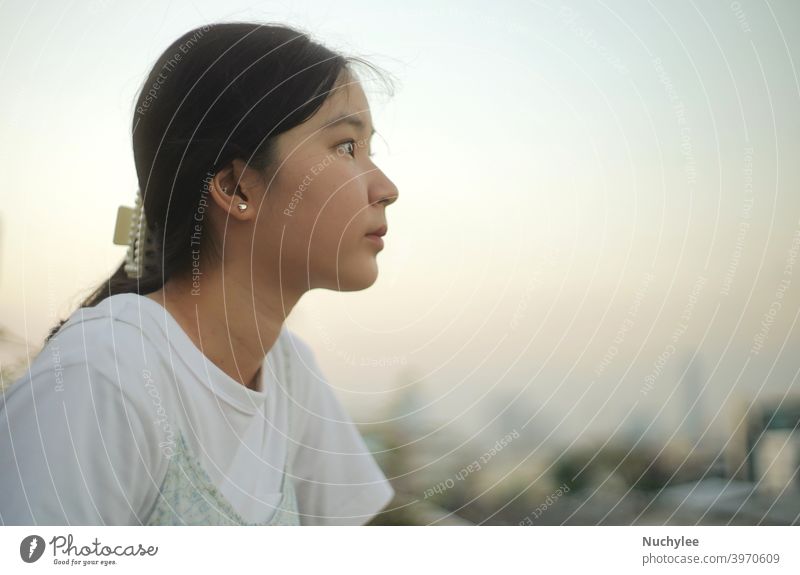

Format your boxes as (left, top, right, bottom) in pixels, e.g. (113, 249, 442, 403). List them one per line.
(237, 202, 248, 212)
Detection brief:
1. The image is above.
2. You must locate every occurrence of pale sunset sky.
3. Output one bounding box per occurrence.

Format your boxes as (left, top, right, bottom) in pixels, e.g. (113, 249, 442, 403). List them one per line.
(1, 0, 798, 444)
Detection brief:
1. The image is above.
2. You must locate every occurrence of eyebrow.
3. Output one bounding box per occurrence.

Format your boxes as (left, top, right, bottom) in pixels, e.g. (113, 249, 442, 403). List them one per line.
(323, 113, 376, 137)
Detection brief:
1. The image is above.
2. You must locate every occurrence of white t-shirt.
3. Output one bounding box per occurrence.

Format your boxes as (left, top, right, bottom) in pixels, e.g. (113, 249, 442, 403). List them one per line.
(0, 292, 394, 526)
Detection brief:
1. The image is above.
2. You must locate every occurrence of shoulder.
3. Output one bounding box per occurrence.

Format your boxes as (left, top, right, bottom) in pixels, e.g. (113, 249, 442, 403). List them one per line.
(283, 326, 317, 366)
(45, 293, 157, 369)
(279, 328, 395, 524)
(10, 293, 165, 426)
(0, 295, 171, 524)
(282, 327, 324, 394)
(53, 293, 152, 351)
(281, 327, 343, 421)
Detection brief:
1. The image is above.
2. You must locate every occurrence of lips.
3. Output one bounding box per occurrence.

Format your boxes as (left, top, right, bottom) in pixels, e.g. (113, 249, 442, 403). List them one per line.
(366, 224, 387, 237)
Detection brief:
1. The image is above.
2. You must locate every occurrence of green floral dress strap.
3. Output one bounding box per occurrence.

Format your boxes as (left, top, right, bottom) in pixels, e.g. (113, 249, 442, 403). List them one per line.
(144, 429, 300, 526)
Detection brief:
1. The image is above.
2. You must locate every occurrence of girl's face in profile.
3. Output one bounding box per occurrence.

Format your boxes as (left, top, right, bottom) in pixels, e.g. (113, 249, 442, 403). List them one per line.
(257, 74, 399, 292)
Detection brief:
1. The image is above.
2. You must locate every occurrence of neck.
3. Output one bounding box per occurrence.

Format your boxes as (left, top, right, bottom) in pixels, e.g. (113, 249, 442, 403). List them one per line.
(145, 267, 304, 391)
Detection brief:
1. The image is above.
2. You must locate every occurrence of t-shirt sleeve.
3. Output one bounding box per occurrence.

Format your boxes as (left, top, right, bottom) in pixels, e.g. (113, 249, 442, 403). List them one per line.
(0, 330, 165, 525)
(288, 334, 395, 526)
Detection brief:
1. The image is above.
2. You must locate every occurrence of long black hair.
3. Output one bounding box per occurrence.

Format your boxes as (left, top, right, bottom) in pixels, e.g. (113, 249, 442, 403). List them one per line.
(45, 22, 390, 343)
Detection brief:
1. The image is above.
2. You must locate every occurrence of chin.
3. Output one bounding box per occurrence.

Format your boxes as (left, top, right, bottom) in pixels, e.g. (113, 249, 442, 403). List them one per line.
(333, 258, 379, 291)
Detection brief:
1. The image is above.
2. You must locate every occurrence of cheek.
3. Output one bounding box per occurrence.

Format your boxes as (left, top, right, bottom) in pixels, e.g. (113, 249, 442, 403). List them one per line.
(309, 172, 366, 240)
(274, 156, 367, 251)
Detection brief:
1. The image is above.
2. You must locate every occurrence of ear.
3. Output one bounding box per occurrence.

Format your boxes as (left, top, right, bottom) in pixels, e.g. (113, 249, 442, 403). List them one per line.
(208, 159, 261, 222)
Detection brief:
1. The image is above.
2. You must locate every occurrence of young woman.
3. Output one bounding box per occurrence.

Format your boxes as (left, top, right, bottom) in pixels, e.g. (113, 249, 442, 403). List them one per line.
(0, 22, 399, 526)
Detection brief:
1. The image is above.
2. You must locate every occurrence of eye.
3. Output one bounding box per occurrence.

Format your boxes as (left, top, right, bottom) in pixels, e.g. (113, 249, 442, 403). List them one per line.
(337, 139, 376, 159)
(338, 139, 357, 157)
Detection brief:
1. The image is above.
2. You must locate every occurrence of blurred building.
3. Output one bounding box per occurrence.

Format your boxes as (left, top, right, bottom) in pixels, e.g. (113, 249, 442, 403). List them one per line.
(644, 393, 800, 525)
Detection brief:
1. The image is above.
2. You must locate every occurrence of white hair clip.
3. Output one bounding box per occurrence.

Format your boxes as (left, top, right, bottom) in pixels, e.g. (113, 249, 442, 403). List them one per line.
(112, 189, 156, 279)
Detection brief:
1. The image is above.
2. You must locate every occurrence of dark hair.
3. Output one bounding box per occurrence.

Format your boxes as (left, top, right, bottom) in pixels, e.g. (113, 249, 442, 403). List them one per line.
(46, 22, 391, 343)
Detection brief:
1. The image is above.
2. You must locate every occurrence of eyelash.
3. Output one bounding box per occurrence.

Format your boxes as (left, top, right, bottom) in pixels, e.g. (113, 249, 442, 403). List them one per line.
(338, 139, 375, 158)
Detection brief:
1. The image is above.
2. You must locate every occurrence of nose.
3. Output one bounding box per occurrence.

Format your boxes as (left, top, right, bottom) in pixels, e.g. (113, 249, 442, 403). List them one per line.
(370, 167, 399, 208)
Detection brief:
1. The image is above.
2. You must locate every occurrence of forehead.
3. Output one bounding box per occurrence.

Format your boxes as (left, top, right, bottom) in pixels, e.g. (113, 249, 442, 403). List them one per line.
(309, 75, 372, 131)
